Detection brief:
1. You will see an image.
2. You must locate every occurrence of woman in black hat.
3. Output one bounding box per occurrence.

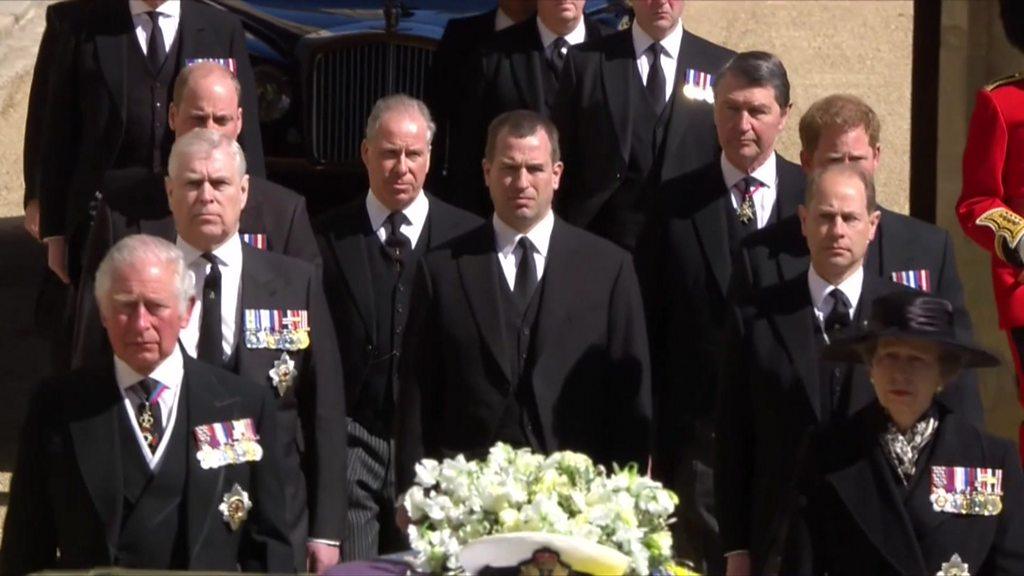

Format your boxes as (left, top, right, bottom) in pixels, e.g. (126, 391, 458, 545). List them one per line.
(800, 291, 1024, 575)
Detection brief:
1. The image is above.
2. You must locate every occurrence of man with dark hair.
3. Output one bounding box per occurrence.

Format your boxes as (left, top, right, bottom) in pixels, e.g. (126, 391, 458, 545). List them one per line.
(1, 234, 293, 573)
(396, 109, 651, 491)
(637, 50, 804, 575)
(553, 0, 734, 251)
(316, 95, 481, 560)
(443, 1, 607, 216)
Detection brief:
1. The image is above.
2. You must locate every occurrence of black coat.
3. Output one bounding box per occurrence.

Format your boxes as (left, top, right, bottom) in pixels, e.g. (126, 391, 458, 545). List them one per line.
(395, 218, 652, 491)
(31, 0, 264, 241)
(714, 271, 908, 571)
(0, 354, 293, 574)
(552, 27, 734, 249)
(637, 156, 805, 484)
(315, 195, 481, 422)
(803, 402, 1024, 575)
(733, 210, 984, 426)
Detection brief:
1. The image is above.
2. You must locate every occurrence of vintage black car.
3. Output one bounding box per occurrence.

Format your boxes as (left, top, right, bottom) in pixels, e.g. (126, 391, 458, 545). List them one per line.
(202, 0, 631, 208)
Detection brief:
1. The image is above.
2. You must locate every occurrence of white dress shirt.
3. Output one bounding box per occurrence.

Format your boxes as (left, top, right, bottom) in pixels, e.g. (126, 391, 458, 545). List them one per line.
(493, 211, 555, 291)
(366, 190, 429, 249)
(632, 20, 684, 105)
(808, 264, 865, 342)
(537, 15, 588, 52)
(721, 151, 780, 230)
(178, 235, 244, 362)
(129, 0, 180, 56)
(113, 345, 185, 469)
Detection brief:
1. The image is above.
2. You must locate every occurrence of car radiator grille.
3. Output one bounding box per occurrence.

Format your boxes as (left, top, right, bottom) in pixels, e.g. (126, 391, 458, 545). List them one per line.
(310, 41, 434, 164)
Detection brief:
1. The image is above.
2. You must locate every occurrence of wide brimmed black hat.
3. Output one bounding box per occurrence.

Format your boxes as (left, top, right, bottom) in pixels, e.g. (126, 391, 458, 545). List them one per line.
(822, 291, 1000, 368)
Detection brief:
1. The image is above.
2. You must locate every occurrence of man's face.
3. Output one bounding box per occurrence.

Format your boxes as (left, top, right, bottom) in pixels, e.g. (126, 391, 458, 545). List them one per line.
(801, 125, 881, 176)
(537, 0, 586, 30)
(484, 128, 563, 233)
(799, 171, 880, 283)
(166, 147, 249, 251)
(168, 72, 243, 139)
(632, 0, 684, 40)
(361, 111, 431, 212)
(101, 260, 193, 375)
(714, 72, 789, 172)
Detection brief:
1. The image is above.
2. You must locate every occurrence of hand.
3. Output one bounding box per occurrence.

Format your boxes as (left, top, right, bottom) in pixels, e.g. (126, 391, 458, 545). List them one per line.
(725, 552, 752, 576)
(46, 236, 70, 284)
(395, 499, 412, 533)
(23, 199, 40, 240)
(306, 541, 341, 575)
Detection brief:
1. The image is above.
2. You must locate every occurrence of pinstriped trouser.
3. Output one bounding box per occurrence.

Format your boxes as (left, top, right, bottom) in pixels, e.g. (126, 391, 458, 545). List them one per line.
(342, 418, 406, 561)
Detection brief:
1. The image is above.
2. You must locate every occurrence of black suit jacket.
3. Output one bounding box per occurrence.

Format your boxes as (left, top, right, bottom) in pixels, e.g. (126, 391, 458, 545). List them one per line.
(733, 209, 984, 425)
(804, 402, 1024, 576)
(32, 0, 264, 240)
(552, 27, 734, 248)
(637, 156, 805, 484)
(0, 354, 293, 574)
(395, 218, 652, 491)
(315, 194, 481, 419)
(715, 271, 907, 570)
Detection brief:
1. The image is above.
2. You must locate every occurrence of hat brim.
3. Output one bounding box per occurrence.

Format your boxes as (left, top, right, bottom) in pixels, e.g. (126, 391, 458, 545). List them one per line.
(460, 532, 630, 575)
(822, 328, 1001, 368)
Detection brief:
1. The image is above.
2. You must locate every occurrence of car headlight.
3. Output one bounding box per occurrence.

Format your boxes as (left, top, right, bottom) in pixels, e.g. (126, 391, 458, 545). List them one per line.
(254, 65, 292, 123)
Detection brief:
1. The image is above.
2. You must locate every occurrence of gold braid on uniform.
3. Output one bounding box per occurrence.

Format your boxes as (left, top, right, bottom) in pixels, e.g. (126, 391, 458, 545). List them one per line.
(976, 207, 1024, 267)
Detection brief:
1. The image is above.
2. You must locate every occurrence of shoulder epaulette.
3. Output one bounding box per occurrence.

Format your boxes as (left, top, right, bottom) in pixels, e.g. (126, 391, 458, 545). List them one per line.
(985, 72, 1024, 92)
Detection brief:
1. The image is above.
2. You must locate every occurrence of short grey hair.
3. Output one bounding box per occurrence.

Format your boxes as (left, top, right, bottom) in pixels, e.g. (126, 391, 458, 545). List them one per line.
(168, 128, 247, 181)
(364, 94, 435, 144)
(805, 163, 877, 212)
(95, 234, 196, 316)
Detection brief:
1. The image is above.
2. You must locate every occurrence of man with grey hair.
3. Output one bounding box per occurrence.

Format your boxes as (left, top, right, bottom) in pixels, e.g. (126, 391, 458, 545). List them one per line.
(71, 129, 348, 573)
(316, 93, 480, 559)
(2, 234, 293, 573)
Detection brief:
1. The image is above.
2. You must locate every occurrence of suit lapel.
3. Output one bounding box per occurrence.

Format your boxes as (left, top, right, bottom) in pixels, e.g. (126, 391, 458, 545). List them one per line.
(68, 362, 124, 560)
(325, 209, 377, 344)
(508, 24, 546, 114)
(94, 2, 133, 123)
(865, 220, 884, 278)
(659, 34, 706, 180)
(601, 31, 636, 164)
(690, 167, 732, 298)
(176, 0, 203, 66)
(846, 276, 886, 414)
(184, 360, 230, 563)
(456, 226, 513, 386)
(767, 278, 822, 420)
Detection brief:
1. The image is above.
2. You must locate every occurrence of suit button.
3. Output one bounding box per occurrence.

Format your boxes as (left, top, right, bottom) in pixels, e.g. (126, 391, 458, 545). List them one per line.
(396, 305, 404, 313)
(832, 368, 841, 377)
(398, 284, 405, 292)
(522, 327, 530, 336)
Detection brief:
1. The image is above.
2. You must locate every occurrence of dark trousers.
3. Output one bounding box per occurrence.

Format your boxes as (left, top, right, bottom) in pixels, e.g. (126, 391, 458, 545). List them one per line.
(343, 419, 406, 561)
(673, 422, 724, 575)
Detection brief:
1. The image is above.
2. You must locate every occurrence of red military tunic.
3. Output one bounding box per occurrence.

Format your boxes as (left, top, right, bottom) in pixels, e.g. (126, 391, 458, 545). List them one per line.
(957, 73, 1024, 453)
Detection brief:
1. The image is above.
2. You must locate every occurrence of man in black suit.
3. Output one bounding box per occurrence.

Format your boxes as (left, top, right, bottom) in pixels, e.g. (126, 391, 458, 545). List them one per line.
(72, 130, 347, 572)
(316, 95, 480, 560)
(396, 110, 651, 492)
(427, 0, 535, 199)
(716, 164, 904, 575)
(27, 0, 264, 285)
(445, 1, 606, 216)
(553, 0, 735, 250)
(1, 234, 292, 573)
(637, 51, 802, 575)
(734, 94, 983, 424)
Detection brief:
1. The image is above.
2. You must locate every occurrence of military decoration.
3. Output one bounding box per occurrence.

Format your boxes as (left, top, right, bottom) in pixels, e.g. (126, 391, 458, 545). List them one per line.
(681, 68, 715, 105)
(937, 553, 970, 576)
(193, 418, 264, 470)
(737, 196, 756, 225)
(243, 308, 311, 351)
(240, 232, 268, 250)
(186, 57, 239, 75)
(976, 207, 1024, 263)
(269, 352, 296, 397)
(219, 483, 252, 531)
(891, 269, 932, 293)
(929, 466, 1003, 516)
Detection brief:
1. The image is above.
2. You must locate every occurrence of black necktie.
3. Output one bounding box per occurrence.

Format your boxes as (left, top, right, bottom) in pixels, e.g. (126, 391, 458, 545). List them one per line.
(130, 377, 164, 454)
(549, 37, 569, 76)
(824, 288, 852, 337)
(146, 11, 167, 73)
(514, 237, 538, 309)
(645, 43, 666, 114)
(197, 253, 223, 366)
(383, 211, 411, 268)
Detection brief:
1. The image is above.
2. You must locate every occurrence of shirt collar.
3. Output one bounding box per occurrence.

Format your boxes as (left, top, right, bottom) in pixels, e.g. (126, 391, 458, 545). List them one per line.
(495, 6, 515, 31)
(129, 0, 180, 17)
(492, 210, 555, 259)
(365, 189, 429, 233)
(632, 18, 683, 61)
(537, 16, 587, 49)
(720, 151, 778, 191)
(807, 264, 865, 315)
(176, 233, 244, 269)
(114, 344, 184, 394)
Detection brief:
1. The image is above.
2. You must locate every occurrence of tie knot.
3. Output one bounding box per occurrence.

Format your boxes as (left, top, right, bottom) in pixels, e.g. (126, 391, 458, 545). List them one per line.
(553, 37, 569, 53)
(147, 10, 160, 24)
(133, 377, 158, 402)
(646, 42, 662, 58)
(516, 236, 534, 255)
(829, 288, 851, 313)
(738, 176, 760, 196)
(201, 252, 217, 264)
(386, 211, 406, 234)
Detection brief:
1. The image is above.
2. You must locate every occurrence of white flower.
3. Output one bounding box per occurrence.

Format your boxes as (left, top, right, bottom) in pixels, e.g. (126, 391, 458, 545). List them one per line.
(415, 459, 440, 487)
(403, 486, 428, 522)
